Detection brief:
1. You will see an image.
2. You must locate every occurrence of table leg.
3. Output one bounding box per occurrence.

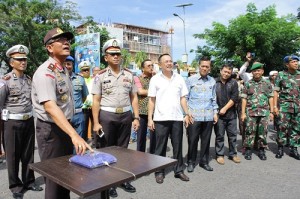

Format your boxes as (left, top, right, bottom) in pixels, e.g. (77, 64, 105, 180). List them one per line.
(100, 190, 109, 199)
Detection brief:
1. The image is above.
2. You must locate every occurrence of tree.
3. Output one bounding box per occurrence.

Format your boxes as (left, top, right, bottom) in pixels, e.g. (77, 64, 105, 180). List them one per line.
(134, 51, 147, 69)
(0, 0, 81, 76)
(193, 3, 300, 77)
(121, 49, 132, 68)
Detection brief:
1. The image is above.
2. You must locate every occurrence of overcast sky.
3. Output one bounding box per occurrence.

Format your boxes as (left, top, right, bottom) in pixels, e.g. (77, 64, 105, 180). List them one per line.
(67, 0, 299, 63)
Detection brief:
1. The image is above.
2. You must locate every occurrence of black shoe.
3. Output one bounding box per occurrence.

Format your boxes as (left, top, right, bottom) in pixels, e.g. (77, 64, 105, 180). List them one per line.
(187, 163, 194, 173)
(155, 175, 164, 184)
(275, 146, 284, 159)
(109, 187, 118, 198)
(25, 184, 43, 191)
(174, 172, 189, 181)
(13, 193, 23, 199)
(258, 148, 267, 160)
(290, 147, 300, 160)
(244, 148, 252, 160)
(199, 164, 213, 171)
(120, 182, 136, 193)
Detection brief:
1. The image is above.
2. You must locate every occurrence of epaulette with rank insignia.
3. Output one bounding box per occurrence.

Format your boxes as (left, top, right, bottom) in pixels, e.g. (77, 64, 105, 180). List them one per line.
(47, 63, 55, 72)
(25, 74, 32, 80)
(123, 67, 132, 73)
(2, 74, 11, 81)
(55, 63, 63, 72)
(98, 68, 107, 75)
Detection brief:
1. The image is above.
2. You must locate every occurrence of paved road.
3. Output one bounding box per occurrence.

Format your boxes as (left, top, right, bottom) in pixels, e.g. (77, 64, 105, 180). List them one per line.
(1, 128, 300, 199)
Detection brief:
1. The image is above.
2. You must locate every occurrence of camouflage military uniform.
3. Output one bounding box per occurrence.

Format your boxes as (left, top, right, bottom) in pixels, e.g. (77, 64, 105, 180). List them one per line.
(274, 70, 300, 147)
(241, 78, 273, 148)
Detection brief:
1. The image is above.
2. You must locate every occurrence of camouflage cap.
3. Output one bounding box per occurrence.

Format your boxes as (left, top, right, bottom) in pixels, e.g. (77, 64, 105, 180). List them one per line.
(250, 62, 264, 71)
(44, 27, 74, 45)
(6, 45, 29, 58)
(283, 55, 299, 63)
(102, 39, 122, 54)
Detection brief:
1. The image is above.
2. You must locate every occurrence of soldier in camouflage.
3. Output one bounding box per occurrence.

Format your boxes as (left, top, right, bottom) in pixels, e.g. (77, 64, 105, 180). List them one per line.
(241, 62, 274, 160)
(274, 55, 300, 160)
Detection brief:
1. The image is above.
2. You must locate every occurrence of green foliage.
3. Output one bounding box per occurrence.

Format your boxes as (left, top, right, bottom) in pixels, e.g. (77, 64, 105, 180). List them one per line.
(134, 51, 147, 69)
(0, 0, 81, 76)
(193, 3, 300, 77)
(121, 49, 132, 68)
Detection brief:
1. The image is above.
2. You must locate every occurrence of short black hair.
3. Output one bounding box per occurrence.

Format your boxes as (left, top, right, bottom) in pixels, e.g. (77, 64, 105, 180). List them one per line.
(198, 56, 211, 64)
(158, 53, 171, 63)
(220, 64, 233, 71)
(141, 59, 152, 68)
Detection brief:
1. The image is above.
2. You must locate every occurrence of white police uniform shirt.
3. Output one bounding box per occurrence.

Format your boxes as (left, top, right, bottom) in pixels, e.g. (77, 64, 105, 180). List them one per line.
(0, 71, 32, 114)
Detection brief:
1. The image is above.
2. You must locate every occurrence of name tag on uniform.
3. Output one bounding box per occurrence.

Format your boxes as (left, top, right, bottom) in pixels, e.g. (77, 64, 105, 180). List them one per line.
(104, 80, 111, 84)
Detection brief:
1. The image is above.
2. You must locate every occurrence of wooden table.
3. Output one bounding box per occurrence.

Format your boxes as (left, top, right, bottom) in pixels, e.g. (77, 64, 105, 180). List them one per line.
(29, 146, 177, 198)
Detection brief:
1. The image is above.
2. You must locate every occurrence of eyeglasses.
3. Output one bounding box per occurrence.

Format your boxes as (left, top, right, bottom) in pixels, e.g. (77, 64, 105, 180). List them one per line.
(106, 52, 121, 56)
(12, 58, 27, 62)
(48, 37, 71, 44)
(82, 69, 90, 72)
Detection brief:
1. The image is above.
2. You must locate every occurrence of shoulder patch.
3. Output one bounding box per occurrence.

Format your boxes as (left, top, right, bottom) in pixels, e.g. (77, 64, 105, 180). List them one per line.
(2, 74, 11, 81)
(47, 63, 55, 72)
(45, 74, 55, 79)
(93, 75, 100, 84)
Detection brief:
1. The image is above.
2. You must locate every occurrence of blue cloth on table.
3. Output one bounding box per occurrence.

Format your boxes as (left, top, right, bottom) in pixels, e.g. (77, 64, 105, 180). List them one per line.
(69, 151, 117, 169)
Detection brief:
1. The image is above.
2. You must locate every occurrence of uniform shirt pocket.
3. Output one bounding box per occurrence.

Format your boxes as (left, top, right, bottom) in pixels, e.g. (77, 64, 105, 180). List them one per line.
(9, 87, 22, 103)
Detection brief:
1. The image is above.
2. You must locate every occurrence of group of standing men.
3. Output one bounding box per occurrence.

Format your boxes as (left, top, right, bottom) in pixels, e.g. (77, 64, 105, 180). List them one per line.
(1, 25, 300, 199)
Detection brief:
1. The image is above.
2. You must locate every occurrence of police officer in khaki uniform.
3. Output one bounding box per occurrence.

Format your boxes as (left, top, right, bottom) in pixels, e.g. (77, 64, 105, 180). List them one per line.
(31, 28, 93, 199)
(92, 39, 140, 198)
(0, 45, 42, 199)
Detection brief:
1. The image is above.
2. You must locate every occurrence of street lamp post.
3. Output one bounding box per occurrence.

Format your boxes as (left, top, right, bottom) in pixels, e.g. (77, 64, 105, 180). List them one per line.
(173, 13, 186, 59)
(169, 26, 174, 58)
(174, 3, 193, 64)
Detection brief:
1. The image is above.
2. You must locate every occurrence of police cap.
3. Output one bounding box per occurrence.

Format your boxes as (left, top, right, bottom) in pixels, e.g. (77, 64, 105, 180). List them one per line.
(44, 27, 74, 45)
(6, 45, 29, 58)
(78, 61, 91, 70)
(102, 39, 122, 54)
(65, 56, 74, 62)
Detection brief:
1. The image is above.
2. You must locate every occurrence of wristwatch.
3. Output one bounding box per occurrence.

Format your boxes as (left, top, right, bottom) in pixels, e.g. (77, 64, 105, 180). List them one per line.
(133, 116, 140, 121)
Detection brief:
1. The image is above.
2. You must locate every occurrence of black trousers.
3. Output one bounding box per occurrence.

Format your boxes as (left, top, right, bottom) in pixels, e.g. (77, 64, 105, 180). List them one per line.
(99, 110, 132, 148)
(83, 108, 93, 142)
(187, 121, 213, 165)
(214, 118, 238, 157)
(4, 117, 35, 193)
(154, 121, 184, 176)
(136, 114, 156, 154)
(36, 119, 73, 199)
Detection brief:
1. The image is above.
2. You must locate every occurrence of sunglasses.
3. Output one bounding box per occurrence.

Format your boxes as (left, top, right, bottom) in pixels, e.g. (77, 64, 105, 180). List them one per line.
(107, 52, 121, 56)
(82, 69, 90, 72)
(12, 57, 27, 62)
